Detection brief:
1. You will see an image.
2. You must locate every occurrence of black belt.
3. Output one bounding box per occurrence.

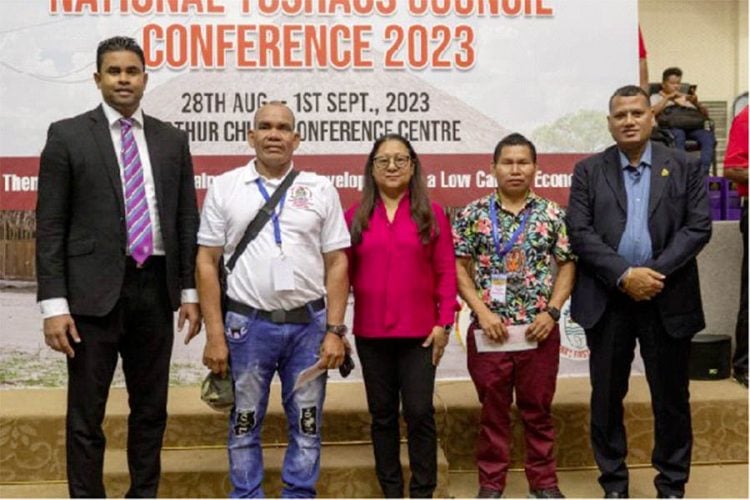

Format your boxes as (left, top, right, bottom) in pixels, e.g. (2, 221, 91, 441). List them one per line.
(126, 255, 165, 270)
(226, 297, 325, 324)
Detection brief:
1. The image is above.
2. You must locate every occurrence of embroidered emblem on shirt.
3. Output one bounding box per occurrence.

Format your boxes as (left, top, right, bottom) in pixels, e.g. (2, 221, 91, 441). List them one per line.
(299, 406, 317, 435)
(288, 185, 313, 209)
(505, 247, 526, 274)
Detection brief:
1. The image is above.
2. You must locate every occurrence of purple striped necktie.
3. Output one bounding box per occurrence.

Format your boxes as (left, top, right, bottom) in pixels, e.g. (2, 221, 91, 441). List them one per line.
(120, 117, 153, 266)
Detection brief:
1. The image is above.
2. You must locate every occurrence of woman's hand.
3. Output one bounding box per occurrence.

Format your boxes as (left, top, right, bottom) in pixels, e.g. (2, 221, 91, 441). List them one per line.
(423, 325, 449, 366)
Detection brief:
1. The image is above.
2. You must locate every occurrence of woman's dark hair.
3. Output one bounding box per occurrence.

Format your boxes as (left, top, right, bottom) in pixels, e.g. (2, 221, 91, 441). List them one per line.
(350, 133, 437, 245)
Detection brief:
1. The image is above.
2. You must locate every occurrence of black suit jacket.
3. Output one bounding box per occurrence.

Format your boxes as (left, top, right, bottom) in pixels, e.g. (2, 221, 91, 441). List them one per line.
(36, 105, 199, 316)
(566, 142, 712, 338)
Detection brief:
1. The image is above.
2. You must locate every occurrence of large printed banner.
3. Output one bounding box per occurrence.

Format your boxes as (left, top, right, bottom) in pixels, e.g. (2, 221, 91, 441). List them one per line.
(0, 0, 638, 210)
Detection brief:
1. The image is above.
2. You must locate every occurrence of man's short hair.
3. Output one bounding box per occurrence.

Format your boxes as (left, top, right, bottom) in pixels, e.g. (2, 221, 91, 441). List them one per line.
(662, 66, 683, 82)
(608, 85, 650, 112)
(493, 133, 537, 164)
(96, 36, 145, 72)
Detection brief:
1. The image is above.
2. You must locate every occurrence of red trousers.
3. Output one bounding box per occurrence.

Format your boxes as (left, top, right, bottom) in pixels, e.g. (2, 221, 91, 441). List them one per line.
(467, 323, 560, 491)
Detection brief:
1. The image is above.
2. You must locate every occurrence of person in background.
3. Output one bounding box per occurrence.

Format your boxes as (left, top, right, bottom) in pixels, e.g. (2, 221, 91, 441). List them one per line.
(196, 102, 350, 497)
(36, 36, 201, 497)
(651, 67, 716, 174)
(723, 105, 749, 388)
(453, 133, 575, 499)
(346, 133, 458, 498)
(567, 85, 712, 498)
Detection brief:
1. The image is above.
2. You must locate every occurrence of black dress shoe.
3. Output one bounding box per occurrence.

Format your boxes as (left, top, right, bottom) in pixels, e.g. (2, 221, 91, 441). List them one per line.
(529, 487, 565, 498)
(657, 492, 683, 498)
(604, 492, 628, 498)
(734, 371, 749, 388)
(477, 487, 504, 498)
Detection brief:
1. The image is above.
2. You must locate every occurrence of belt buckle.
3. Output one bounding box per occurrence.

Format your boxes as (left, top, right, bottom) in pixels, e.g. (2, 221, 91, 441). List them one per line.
(271, 309, 286, 323)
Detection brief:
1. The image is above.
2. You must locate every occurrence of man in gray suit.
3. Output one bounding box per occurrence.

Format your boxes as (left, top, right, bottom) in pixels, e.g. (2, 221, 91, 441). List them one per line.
(36, 36, 201, 497)
(566, 85, 711, 498)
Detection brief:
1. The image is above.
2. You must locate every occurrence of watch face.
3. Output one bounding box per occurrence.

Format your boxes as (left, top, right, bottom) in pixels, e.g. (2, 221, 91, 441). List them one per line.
(548, 307, 560, 321)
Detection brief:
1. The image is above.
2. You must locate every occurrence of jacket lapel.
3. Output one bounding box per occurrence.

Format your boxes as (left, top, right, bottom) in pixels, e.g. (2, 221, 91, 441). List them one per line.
(602, 147, 627, 213)
(89, 105, 125, 217)
(648, 143, 670, 217)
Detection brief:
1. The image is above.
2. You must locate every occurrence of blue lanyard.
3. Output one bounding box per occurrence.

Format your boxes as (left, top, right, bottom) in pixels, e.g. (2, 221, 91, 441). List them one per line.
(255, 178, 287, 246)
(488, 194, 530, 260)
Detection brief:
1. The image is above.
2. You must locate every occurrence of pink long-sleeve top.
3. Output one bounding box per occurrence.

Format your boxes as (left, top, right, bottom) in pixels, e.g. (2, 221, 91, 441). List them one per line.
(345, 196, 459, 338)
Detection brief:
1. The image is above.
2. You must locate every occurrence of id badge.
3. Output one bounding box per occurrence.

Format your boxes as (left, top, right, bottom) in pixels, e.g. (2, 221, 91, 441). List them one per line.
(272, 255, 296, 291)
(490, 273, 507, 303)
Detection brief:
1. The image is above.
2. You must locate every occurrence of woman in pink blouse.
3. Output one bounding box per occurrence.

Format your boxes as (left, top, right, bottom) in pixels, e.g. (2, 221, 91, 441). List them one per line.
(346, 133, 458, 498)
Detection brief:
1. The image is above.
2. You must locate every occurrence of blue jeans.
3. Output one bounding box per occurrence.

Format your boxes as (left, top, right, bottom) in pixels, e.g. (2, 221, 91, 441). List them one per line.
(668, 127, 715, 173)
(224, 307, 328, 498)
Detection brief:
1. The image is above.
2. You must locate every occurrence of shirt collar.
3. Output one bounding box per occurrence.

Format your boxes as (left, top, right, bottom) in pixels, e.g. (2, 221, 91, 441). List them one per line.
(101, 101, 144, 129)
(375, 191, 411, 209)
(618, 141, 652, 170)
(240, 159, 296, 184)
(494, 190, 538, 213)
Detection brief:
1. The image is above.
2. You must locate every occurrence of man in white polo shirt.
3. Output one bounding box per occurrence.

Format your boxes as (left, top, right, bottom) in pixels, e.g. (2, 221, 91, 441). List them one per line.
(196, 101, 350, 498)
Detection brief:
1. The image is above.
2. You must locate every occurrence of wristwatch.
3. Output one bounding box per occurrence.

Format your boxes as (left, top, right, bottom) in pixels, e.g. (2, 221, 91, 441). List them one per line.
(326, 324, 348, 337)
(546, 306, 561, 322)
(443, 323, 454, 334)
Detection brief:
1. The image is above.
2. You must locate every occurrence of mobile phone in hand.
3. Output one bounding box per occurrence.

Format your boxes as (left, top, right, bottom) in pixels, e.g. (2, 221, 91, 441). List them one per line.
(339, 352, 355, 378)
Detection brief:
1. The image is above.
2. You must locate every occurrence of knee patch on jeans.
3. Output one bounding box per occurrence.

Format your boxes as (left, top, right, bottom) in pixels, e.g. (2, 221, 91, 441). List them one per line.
(299, 406, 318, 435)
(233, 410, 256, 436)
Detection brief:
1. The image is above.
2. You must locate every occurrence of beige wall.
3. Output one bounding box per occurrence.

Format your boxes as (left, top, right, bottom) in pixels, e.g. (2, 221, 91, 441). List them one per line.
(639, 0, 748, 110)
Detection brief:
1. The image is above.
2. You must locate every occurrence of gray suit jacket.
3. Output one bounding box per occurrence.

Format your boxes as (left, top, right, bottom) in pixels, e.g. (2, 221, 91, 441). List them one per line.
(565, 142, 712, 338)
(36, 105, 199, 316)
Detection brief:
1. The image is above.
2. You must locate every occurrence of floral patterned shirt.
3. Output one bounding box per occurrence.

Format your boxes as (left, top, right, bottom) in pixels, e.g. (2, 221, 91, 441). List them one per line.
(453, 191, 575, 325)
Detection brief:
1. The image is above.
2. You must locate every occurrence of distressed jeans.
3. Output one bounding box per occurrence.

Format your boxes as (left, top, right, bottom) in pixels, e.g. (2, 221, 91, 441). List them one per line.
(224, 307, 328, 498)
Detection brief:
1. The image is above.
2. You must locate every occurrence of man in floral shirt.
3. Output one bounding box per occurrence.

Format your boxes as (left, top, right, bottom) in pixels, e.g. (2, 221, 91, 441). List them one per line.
(453, 133, 576, 499)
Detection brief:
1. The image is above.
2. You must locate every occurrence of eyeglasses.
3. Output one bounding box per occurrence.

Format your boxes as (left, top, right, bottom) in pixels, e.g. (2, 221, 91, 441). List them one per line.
(373, 154, 411, 170)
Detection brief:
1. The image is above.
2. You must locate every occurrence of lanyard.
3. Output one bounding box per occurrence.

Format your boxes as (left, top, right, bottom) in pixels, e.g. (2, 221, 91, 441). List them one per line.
(488, 194, 530, 260)
(255, 178, 287, 247)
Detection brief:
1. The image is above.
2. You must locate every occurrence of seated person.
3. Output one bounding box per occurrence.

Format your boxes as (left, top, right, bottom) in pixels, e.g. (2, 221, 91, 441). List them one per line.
(651, 66, 715, 173)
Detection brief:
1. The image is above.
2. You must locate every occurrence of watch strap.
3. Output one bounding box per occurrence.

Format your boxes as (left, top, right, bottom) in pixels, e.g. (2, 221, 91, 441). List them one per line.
(326, 324, 348, 337)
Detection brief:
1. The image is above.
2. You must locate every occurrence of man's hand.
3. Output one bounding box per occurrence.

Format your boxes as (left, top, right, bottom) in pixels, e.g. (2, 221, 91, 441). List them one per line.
(423, 325, 449, 366)
(179, 302, 202, 345)
(317, 333, 345, 370)
(203, 331, 229, 377)
(43, 314, 80, 358)
(525, 312, 556, 342)
(621, 267, 665, 301)
(477, 310, 508, 342)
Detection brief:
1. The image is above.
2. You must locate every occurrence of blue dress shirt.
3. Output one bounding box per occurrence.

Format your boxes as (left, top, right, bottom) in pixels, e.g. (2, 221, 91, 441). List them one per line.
(617, 142, 653, 266)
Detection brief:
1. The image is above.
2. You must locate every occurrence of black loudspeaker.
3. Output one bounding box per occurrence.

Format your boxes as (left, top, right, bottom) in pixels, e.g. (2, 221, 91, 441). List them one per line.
(689, 334, 731, 380)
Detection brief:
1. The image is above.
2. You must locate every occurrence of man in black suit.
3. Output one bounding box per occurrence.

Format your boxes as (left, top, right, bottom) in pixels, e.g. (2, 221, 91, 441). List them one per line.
(566, 85, 712, 498)
(36, 36, 201, 497)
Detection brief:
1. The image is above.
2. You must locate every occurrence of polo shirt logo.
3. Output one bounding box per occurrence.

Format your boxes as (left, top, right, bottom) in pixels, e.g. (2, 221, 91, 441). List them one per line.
(288, 185, 313, 209)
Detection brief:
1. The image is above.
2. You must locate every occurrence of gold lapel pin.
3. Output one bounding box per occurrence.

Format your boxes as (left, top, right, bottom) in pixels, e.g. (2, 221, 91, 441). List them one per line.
(661, 168, 670, 177)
